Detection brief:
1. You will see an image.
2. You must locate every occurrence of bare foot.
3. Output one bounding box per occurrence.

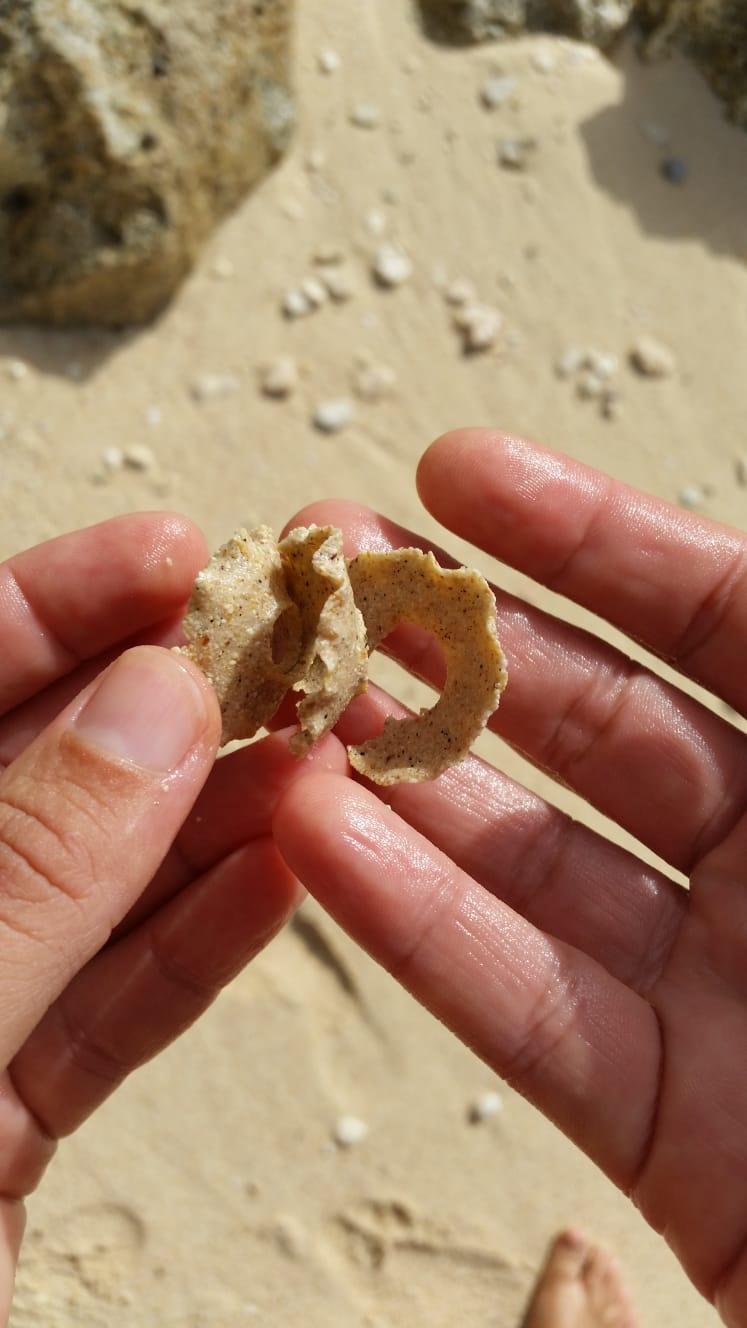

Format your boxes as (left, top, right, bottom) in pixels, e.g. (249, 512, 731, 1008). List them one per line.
(520, 1230, 638, 1328)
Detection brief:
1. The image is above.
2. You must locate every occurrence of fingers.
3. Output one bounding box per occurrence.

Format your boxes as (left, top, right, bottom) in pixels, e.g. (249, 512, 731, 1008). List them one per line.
(0, 646, 220, 1068)
(288, 500, 747, 874)
(112, 727, 349, 939)
(274, 773, 661, 1188)
(418, 430, 747, 715)
(0, 613, 186, 769)
(335, 684, 685, 993)
(9, 837, 299, 1139)
(0, 513, 207, 717)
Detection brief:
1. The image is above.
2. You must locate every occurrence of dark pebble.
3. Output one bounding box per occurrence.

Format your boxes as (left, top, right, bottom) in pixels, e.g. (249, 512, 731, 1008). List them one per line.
(660, 157, 688, 185)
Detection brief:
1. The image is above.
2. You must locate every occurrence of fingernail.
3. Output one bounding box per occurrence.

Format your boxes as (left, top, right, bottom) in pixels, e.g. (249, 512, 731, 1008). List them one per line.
(74, 647, 209, 772)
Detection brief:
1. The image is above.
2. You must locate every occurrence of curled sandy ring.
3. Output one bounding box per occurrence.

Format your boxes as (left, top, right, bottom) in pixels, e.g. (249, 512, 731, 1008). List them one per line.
(347, 547, 508, 785)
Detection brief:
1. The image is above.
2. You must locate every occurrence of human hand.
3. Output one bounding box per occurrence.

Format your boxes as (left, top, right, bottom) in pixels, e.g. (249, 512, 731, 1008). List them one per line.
(0, 513, 345, 1324)
(274, 429, 747, 1324)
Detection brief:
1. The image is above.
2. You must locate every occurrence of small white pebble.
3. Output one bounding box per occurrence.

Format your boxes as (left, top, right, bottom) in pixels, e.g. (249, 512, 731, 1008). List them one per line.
(350, 103, 380, 130)
(736, 456, 747, 487)
(630, 335, 676, 378)
(585, 349, 619, 380)
(678, 484, 706, 510)
(282, 287, 312, 319)
(101, 446, 124, 473)
(299, 275, 327, 309)
(372, 243, 413, 288)
(145, 404, 162, 427)
(320, 266, 356, 302)
(498, 139, 527, 171)
(258, 355, 298, 399)
(317, 48, 340, 75)
(210, 256, 235, 280)
(164, 555, 174, 569)
(532, 47, 556, 74)
(333, 1115, 368, 1147)
(453, 304, 503, 352)
(577, 369, 604, 400)
(5, 358, 29, 382)
(480, 75, 516, 109)
(313, 243, 344, 265)
(444, 278, 476, 306)
(123, 443, 157, 472)
(640, 120, 671, 147)
(353, 360, 396, 401)
(313, 398, 355, 433)
(469, 1091, 503, 1123)
(555, 346, 585, 379)
(364, 208, 387, 237)
(306, 147, 327, 172)
(191, 372, 240, 402)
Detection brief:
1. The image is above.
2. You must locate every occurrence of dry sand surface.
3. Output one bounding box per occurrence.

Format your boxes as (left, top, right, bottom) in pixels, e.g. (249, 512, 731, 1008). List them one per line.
(4, 1, 747, 1324)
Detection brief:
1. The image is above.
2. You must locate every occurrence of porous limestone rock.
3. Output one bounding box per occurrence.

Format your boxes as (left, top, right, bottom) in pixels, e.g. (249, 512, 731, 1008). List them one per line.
(417, 0, 633, 48)
(638, 1, 747, 131)
(0, 0, 294, 325)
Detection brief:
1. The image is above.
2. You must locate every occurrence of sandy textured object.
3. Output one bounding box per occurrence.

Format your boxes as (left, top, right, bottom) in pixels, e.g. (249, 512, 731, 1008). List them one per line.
(181, 528, 301, 745)
(347, 548, 507, 785)
(279, 526, 368, 754)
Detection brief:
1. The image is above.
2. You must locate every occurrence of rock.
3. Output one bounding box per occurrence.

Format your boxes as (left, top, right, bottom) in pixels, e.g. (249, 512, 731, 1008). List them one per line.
(576, 369, 604, 400)
(4, 358, 29, 382)
(333, 1116, 368, 1147)
(372, 244, 413, 288)
(468, 1091, 503, 1123)
(123, 443, 157, 472)
(191, 373, 241, 403)
(453, 303, 503, 352)
(660, 157, 688, 184)
(480, 74, 517, 108)
(101, 446, 124, 473)
(417, 0, 633, 49)
(630, 335, 676, 378)
(0, 1, 294, 326)
(313, 398, 355, 433)
(353, 358, 397, 401)
(258, 355, 298, 399)
(555, 346, 586, 379)
(317, 48, 341, 74)
(678, 484, 706, 510)
(498, 139, 530, 170)
(638, 0, 747, 132)
(319, 266, 356, 302)
(350, 103, 381, 129)
(299, 276, 328, 309)
(586, 349, 619, 379)
(282, 288, 314, 320)
(444, 278, 477, 306)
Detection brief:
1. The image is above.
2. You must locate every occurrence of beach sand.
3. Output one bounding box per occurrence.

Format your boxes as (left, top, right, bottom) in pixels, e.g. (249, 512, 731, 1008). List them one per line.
(4, 1, 746, 1323)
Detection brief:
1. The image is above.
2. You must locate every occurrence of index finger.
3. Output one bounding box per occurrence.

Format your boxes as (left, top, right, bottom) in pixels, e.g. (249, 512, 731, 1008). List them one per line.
(0, 513, 207, 716)
(418, 430, 747, 716)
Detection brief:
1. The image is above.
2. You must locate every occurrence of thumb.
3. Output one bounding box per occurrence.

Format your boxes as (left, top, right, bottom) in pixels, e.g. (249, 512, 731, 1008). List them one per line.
(0, 645, 219, 1067)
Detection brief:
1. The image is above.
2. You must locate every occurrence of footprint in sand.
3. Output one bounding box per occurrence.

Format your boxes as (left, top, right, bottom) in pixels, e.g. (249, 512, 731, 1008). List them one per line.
(326, 1197, 528, 1326)
(13, 1201, 146, 1323)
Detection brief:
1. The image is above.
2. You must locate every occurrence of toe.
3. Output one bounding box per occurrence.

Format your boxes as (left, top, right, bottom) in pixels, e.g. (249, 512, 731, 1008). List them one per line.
(542, 1228, 590, 1282)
